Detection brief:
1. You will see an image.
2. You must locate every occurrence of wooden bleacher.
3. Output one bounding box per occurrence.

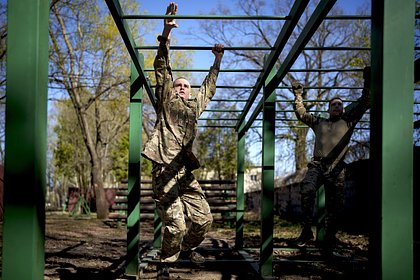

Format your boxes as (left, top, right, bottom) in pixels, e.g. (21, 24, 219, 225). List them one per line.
(109, 179, 237, 223)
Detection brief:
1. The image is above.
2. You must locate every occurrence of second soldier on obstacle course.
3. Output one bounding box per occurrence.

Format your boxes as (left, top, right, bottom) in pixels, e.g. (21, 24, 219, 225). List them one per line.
(291, 66, 371, 255)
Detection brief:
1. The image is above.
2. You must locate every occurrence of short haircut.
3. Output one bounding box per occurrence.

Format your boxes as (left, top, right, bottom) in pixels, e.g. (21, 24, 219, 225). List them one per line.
(328, 96, 343, 107)
(173, 77, 190, 88)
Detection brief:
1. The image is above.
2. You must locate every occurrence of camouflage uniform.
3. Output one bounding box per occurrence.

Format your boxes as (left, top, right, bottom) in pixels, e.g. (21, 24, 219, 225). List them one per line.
(142, 36, 218, 262)
(293, 85, 370, 241)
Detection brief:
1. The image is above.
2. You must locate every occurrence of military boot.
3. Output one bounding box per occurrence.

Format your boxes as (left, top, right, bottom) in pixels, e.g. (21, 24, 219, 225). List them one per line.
(294, 226, 314, 247)
(157, 263, 170, 280)
(179, 249, 205, 264)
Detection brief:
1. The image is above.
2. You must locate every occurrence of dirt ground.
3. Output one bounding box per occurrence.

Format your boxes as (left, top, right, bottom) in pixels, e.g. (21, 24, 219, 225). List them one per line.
(40, 211, 374, 280)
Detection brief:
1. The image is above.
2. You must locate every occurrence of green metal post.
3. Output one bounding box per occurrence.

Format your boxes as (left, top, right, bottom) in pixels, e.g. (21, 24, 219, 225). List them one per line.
(236, 126, 245, 249)
(371, 0, 414, 279)
(235, 0, 309, 131)
(315, 186, 326, 241)
(2, 0, 49, 279)
(154, 210, 162, 248)
(105, 0, 156, 108)
(126, 56, 144, 276)
(259, 60, 277, 277)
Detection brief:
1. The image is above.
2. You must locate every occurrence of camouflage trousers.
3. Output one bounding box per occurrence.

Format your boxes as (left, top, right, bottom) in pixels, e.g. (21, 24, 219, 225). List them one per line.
(300, 160, 346, 239)
(152, 163, 213, 262)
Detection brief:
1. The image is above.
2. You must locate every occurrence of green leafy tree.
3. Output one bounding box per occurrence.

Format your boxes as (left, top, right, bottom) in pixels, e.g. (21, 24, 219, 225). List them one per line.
(196, 104, 251, 180)
(49, 0, 149, 218)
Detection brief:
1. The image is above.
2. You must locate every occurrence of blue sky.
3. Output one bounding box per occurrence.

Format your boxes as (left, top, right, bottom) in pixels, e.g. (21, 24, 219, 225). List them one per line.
(134, 0, 370, 68)
(140, 0, 369, 15)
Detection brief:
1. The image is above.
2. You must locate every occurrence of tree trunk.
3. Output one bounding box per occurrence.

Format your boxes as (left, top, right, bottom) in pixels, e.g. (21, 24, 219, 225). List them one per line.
(92, 163, 108, 219)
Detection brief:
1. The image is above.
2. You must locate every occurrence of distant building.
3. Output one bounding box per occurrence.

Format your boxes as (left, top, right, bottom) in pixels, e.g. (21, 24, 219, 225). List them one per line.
(244, 166, 262, 193)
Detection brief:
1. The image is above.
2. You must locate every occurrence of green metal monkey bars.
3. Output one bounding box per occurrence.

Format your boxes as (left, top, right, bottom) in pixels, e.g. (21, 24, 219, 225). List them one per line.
(1, 0, 416, 279)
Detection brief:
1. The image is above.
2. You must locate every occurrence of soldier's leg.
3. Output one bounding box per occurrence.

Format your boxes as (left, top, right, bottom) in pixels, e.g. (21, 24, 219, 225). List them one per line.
(181, 193, 212, 250)
(299, 161, 323, 238)
(179, 170, 213, 253)
(152, 163, 186, 262)
(157, 198, 186, 262)
(324, 161, 346, 244)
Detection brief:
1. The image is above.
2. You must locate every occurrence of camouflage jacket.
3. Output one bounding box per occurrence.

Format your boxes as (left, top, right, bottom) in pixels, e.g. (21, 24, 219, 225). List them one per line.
(294, 89, 370, 160)
(142, 36, 219, 170)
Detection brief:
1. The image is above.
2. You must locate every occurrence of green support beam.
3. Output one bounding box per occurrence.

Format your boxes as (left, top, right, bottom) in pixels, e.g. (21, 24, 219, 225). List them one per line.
(150, 85, 364, 90)
(259, 59, 277, 278)
(264, 0, 337, 93)
(123, 14, 370, 21)
(2, 0, 49, 279)
(123, 14, 288, 20)
(236, 0, 310, 131)
(126, 59, 144, 276)
(136, 46, 369, 51)
(105, 0, 157, 108)
(153, 210, 162, 249)
(236, 126, 246, 249)
(370, 0, 414, 279)
(238, 0, 337, 135)
(144, 67, 365, 72)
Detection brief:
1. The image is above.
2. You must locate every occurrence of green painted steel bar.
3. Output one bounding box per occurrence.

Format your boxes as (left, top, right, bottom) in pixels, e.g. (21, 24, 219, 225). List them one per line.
(277, 86, 364, 89)
(204, 117, 370, 123)
(145, 67, 364, 72)
(123, 14, 370, 20)
(240, 100, 264, 134)
(259, 59, 277, 277)
(276, 98, 361, 102)
(123, 14, 288, 20)
(126, 59, 143, 276)
(2, 0, 49, 279)
(235, 0, 310, 130)
(324, 15, 370, 20)
(273, 125, 370, 130)
(235, 124, 246, 249)
(198, 125, 236, 128)
(304, 46, 370, 51)
(274, 109, 318, 113)
(199, 118, 239, 121)
(257, 117, 370, 122)
(370, 1, 414, 279)
(151, 85, 364, 90)
(200, 124, 370, 130)
(211, 99, 248, 102)
(204, 109, 242, 113)
(138, 46, 275, 51)
(137, 45, 369, 51)
(145, 68, 261, 72)
(239, 0, 337, 135)
(264, 0, 338, 94)
(288, 68, 363, 72)
(192, 85, 252, 89)
(105, 0, 157, 108)
(315, 186, 326, 242)
(151, 85, 254, 89)
(276, 86, 363, 89)
(154, 210, 162, 248)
